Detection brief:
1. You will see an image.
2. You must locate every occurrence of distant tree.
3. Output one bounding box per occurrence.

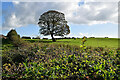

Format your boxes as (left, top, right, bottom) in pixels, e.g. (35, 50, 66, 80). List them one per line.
(38, 10, 70, 42)
(22, 36, 31, 39)
(32, 36, 40, 39)
(35, 36, 40, 39)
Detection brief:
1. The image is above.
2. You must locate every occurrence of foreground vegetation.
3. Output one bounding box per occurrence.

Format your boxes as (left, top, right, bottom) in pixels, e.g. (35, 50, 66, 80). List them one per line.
(2, 39, 120, 79)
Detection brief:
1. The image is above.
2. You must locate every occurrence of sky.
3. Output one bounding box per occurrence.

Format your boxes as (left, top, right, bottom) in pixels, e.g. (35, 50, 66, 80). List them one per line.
(1, 1, 118, 38)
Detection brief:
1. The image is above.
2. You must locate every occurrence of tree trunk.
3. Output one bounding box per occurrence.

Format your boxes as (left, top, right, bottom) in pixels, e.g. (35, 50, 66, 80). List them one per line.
(51, 33, 56, 42)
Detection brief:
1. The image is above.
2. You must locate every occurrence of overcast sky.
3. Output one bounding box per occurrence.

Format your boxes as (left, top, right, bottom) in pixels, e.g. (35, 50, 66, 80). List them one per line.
(1, 1, 118, 38)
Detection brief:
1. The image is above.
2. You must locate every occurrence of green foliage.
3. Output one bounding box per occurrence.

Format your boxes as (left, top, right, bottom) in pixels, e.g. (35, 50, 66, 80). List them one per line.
(2, 43, 120, 79)
(7, 29, 20, 41)
(82, 36, 87, 45)
(38, 10, 70, 42)
(13, 39, 28, 47)
(5, 29, 28, 47)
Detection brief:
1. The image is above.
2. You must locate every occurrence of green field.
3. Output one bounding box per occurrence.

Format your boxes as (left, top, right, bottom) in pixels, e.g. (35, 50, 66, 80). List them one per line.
(24, 38, 119, 48)
(2, 38, 120, 79)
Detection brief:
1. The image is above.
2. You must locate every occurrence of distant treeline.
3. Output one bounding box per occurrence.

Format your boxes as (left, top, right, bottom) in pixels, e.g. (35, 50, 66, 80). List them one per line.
(21, 36, 109, 40)
(0, 35, 109, 40)
(21, 36, 40, 39)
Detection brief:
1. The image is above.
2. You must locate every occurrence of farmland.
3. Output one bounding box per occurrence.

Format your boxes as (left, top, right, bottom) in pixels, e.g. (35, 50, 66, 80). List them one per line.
(24, 38, 119, 48)
(2, 38, 120, 79)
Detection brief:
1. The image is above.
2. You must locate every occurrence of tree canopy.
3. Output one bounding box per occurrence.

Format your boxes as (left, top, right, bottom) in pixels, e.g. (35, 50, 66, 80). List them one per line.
(38, 10, 70, 42)
(7, 29, 20, 41)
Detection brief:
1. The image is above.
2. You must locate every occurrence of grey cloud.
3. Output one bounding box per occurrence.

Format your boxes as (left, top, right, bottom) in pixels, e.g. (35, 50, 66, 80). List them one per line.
(68, 2, 118, 25)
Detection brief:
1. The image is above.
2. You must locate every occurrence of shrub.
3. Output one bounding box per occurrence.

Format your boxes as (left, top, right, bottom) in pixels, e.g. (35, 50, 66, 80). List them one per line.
(2, 56, 11, 64)
(6, 29, 28, 47)
(12, 54, 26, 64)
(7, 29, 20, 41)
(12, 39, 28, 47)
(82, 36, 87, 45)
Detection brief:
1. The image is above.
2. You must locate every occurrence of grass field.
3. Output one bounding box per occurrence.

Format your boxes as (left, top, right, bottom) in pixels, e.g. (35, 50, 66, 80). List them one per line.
(2, 38, 120, 79)
(23, 38, 119, 48)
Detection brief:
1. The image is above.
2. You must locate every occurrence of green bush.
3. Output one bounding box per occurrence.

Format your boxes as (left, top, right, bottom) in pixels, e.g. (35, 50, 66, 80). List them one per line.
(2, 55, 11, 64)
(6, 29, 21, 46)
(12, 39, 28, 47)
(7, 29, 20, 41)
(5, 29, 28, 47)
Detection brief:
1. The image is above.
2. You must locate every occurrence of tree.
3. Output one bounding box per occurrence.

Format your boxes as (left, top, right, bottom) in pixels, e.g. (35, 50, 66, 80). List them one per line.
(7, 29, 20, 41)
(6, 29, 27, 47)
(38, 10, 70, 42)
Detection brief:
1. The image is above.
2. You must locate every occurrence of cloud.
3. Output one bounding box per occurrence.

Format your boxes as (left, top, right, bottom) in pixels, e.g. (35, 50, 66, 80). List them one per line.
(79, 32, 89, 37)
(68, 2, 118, 25)
(2, 0, 119, 2)
(2, 2, 118, 30)
(79, 32, 118, 38)
(13, 1, 20, 4)
(79, 33, 84, 36)
(65, 32, 117, 38)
